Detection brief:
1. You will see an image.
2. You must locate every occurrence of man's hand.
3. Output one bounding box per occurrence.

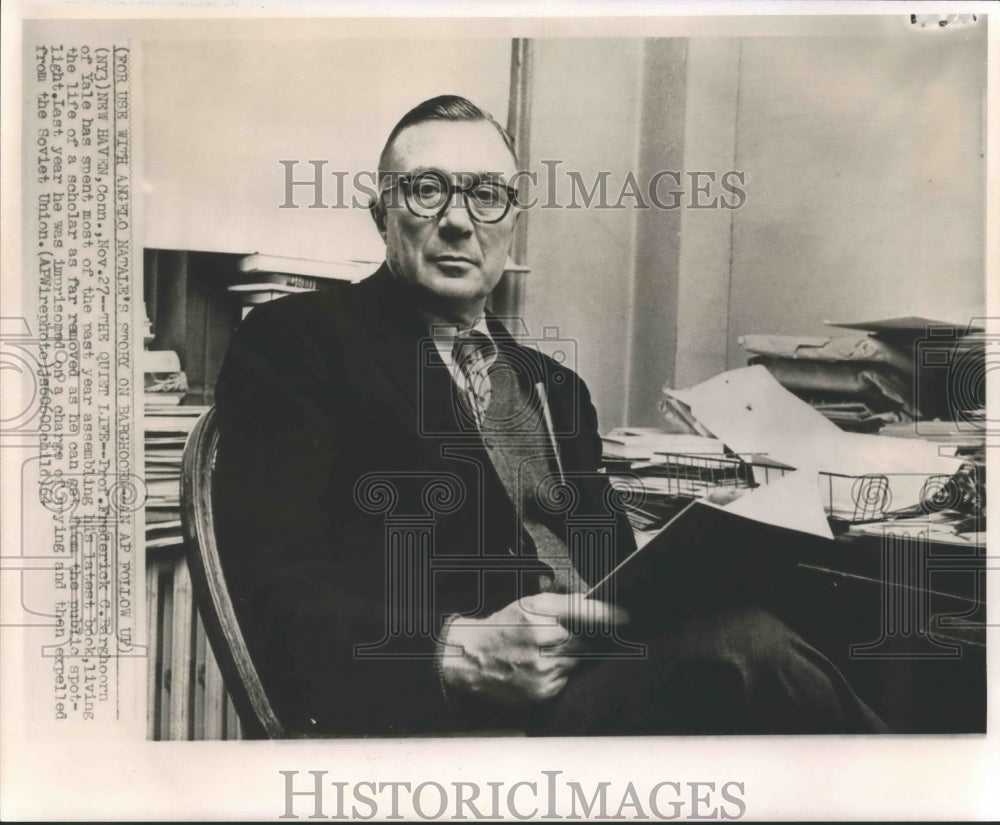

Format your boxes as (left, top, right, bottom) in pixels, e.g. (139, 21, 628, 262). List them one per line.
(440, 593, 628, 707)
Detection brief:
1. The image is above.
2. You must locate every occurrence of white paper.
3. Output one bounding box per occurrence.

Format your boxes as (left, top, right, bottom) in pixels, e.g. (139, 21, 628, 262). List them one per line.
(715, 470, 834, 539)
(675, 365, 964, 516)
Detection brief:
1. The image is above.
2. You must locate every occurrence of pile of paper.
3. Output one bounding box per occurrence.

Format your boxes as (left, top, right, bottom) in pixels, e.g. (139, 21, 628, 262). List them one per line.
(143, 406, 209, 549)
(739, 316, 987, 432)
(664, 365, 967, 523)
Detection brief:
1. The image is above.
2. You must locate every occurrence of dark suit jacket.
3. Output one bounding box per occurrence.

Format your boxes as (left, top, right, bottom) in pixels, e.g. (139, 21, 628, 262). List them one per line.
(213, 264, 636, 735)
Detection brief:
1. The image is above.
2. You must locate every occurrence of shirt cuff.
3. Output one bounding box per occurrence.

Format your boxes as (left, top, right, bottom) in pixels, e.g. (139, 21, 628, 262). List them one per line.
(434, 614, 461, 703)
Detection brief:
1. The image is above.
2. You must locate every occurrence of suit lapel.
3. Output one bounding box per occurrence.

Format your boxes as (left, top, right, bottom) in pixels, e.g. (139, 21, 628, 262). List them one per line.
(353, 268, 595, 564)
(356, 267, 551, 444)
(354, 268, 512, 511)
(356, 265, 428, 423)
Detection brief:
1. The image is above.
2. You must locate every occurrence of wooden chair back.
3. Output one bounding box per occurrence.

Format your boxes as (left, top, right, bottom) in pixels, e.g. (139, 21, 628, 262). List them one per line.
(180, 406, 285, 739)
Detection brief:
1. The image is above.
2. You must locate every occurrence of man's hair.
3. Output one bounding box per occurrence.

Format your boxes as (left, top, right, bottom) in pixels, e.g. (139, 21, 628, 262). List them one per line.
(371, 95, 517, 231)
(377, 94, 517, 180)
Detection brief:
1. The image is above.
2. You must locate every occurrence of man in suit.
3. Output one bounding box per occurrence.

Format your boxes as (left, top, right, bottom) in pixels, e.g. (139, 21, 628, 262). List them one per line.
(214, 95, 887, 736)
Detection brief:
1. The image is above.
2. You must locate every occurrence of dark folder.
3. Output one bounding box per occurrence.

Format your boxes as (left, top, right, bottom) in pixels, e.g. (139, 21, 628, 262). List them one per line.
(587, 474, 834, 630)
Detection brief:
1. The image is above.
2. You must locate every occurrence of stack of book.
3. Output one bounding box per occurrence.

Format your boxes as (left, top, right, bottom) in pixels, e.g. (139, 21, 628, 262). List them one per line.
(601, 427, 725, 462)
(228, 254, 375, 319)
(143, 406, 209, 549)
(143, 350, 189, 407)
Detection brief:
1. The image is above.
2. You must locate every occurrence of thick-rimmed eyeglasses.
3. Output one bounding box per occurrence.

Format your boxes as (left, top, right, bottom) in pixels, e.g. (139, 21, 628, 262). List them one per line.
(379, 170, 518, 224)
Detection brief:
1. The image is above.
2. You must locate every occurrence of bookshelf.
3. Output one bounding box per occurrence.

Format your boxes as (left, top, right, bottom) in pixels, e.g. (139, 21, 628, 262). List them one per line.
(142, 248, 364, 739)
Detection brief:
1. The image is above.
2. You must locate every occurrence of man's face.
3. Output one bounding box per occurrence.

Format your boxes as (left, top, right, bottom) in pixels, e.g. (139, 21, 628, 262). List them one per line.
(377, 120, 519, 314)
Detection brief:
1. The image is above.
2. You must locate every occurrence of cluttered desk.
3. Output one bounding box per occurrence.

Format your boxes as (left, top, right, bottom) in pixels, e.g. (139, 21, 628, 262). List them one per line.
(600, 317, 987, 733)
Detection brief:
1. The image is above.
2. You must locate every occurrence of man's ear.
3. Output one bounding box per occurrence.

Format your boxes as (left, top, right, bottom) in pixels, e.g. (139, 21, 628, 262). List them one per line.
(370, 199, 388, 241)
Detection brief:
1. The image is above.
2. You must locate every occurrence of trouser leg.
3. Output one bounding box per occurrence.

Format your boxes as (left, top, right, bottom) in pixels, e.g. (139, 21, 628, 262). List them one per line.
(530, 605, 889, 735)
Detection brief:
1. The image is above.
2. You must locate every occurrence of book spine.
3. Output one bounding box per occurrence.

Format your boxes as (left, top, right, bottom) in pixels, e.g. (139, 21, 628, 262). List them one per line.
(233, 271, 321, 290)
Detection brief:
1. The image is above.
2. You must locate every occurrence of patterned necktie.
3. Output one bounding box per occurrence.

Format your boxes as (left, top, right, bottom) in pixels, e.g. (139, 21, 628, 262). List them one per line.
(452, 331, 495, 427)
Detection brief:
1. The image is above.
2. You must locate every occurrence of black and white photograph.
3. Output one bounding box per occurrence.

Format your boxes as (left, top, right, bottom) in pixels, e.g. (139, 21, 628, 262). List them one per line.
(1, 2, 996, 820)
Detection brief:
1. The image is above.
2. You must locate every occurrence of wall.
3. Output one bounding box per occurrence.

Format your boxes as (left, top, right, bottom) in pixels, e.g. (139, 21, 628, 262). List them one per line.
(522, 39, 646, 432)
(142, 36, 511, 263)
(673, 39, 741, 390)
(143, 24, 988, 432)
(679, 25, 987, 379)
(523, 39, 697, 432)
(523, 24, 986, 432)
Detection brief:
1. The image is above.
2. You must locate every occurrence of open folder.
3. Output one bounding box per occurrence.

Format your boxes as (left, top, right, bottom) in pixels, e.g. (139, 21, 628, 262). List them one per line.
(587, 472, 833, 628)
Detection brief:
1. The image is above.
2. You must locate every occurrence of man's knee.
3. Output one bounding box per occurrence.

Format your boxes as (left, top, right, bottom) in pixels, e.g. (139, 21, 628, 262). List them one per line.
(541, 605, 887, 735)
(672, 605, 887, 733)
(673, 606, 834, 692)
(647, 606, 849, 727)
(653, 604, 798, 668)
